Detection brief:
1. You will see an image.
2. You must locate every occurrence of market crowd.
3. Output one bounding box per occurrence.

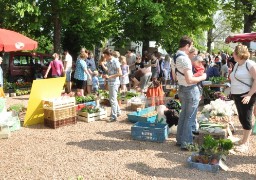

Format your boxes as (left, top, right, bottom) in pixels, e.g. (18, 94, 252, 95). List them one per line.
(40, 36, 256, 153)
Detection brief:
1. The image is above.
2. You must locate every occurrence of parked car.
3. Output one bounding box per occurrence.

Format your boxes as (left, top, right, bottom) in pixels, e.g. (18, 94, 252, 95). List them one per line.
(2, 52, 52, 82)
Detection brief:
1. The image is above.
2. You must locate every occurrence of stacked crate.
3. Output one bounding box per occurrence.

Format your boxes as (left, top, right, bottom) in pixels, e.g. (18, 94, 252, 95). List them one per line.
(43, 97, 77, 128)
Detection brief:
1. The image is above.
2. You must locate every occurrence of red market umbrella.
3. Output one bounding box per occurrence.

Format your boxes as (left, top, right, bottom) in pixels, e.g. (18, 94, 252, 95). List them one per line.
(0, 28, 38, 52)
(225, 32, 256, 43)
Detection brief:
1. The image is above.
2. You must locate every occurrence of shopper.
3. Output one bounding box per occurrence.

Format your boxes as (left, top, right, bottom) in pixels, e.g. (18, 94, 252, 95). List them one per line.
(64, 50, 73, 93)
(103, 48, 122, 122)
(44, 53, 64, 78)
(230, 44, 256, 153)
(74, 50, 91, 96)
(120, 56, 129, 92)
(171, 36, 206, 151)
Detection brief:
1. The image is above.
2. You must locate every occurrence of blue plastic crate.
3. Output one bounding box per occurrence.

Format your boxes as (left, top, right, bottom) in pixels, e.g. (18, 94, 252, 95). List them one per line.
(131, 122, 168, 143)
(187, 154, 220, 173)
(84, 101, 96, 106)
(127, 106, 156, 123)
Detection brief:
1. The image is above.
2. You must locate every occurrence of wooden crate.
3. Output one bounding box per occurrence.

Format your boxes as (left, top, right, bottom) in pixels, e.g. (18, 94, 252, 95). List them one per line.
(77, 110, 107, 122)
(43, 97, 75, 109)
(44, 106, 76, 121)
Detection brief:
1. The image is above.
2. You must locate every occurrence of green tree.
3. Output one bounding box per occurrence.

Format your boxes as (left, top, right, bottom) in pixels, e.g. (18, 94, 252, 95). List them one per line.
(115, 0, 218, 53)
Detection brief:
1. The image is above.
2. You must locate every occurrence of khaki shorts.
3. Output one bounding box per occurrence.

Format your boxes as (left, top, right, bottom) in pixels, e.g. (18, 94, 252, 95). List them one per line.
(87, 78, 92, 86)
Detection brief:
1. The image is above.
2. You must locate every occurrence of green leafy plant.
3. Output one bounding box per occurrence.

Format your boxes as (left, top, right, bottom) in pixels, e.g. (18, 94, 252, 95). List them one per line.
(200, 135, 233, 156)
(7, 103, 26, 113)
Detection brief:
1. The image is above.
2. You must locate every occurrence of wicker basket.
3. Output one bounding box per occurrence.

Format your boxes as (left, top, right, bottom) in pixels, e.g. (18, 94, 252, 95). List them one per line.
(44, 106, 76, 121)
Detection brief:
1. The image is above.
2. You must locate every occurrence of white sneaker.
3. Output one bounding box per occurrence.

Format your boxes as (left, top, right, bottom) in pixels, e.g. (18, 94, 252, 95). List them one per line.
(235, 144, 249, 153)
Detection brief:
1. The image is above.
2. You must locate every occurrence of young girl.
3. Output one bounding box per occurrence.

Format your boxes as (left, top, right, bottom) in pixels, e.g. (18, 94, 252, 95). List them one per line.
(120, 56, 129, 92)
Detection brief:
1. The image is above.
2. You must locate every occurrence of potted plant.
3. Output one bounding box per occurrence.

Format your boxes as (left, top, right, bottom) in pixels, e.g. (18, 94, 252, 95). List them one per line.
(192, 135, 233, 165)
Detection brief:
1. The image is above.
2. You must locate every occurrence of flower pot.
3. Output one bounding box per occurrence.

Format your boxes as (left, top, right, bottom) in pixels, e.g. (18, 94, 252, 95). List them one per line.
(4, 93, 9, 97)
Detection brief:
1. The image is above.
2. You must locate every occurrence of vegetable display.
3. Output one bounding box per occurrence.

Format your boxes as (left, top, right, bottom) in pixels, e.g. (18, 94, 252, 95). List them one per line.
(81, 106, 100, 114)
(75, 94, 96, 104)
(209, 77, 227, 84)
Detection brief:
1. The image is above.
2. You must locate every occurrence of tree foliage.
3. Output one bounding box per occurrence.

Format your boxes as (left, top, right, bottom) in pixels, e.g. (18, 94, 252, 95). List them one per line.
(0, 0, 219, 54)
(222, 0, 256, 33)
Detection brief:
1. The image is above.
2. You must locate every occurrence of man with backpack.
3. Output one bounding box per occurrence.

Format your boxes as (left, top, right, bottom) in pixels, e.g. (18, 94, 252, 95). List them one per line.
(171, 36, 207, 151)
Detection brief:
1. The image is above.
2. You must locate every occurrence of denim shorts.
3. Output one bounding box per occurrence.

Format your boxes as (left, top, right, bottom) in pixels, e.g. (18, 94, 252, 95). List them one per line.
(66, 71, 72, 81)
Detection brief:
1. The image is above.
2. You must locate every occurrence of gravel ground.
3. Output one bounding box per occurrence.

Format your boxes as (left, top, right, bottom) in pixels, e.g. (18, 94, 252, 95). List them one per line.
(0, 95, 256, 180)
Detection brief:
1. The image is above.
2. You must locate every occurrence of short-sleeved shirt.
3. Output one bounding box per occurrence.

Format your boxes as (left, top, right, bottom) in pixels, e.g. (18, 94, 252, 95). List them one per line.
(92, 76, 99, 88)
(171, 50, 193, 86)
(230, 60, 255, 94)
(74, 59, 88, 81)
(106, 57, 121, 86)
(65, 53, 73, 72)
(86, 58, 96, 71)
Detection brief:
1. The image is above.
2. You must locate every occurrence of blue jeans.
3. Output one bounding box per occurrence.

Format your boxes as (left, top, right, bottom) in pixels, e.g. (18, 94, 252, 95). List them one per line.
(176, 85, 200, 148)
(108, 84, 121, 119)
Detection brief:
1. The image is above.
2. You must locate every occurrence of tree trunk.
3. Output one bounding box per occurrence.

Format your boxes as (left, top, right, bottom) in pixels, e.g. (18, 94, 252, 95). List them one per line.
(243, 14, 253, 48)
(207, 28, 213, 53)
(52, 0, 61, 54)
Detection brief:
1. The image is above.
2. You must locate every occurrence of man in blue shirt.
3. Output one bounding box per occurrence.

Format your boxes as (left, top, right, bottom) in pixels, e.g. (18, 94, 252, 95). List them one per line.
(103, 48, 122, 122)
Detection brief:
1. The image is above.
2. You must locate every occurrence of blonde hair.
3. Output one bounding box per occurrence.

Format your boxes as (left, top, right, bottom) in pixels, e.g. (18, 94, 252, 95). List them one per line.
(113, 51, 120, 58)
(52, 53, 59, 59)
(93, 71, 98, 76)
(234, 44, 250, 60)
(119, 56, 127, 64)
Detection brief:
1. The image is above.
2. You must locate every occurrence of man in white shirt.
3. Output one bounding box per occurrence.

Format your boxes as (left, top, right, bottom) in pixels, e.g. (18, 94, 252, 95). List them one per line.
(64, 50, 73, 93)
(171, 36, 206, 151)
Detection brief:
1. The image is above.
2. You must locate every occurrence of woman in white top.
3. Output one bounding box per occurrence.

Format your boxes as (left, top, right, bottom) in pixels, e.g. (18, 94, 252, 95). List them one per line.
(230, 44, 256, 153)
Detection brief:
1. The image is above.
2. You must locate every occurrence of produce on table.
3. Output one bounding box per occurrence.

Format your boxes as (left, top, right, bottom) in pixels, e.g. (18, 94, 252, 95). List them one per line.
(209, 77, 227, 84)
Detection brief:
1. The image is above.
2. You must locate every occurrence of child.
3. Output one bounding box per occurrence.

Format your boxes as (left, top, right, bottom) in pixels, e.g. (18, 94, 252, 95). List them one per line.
(92, 71, 99, 93)
(120, 56, 129, 92)
(192, 55, 205, 77)
(135, 55, 144, 70)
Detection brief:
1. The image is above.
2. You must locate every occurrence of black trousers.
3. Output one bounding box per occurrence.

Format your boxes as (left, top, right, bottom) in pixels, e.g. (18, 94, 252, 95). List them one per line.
(232, 92, 256, 130)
